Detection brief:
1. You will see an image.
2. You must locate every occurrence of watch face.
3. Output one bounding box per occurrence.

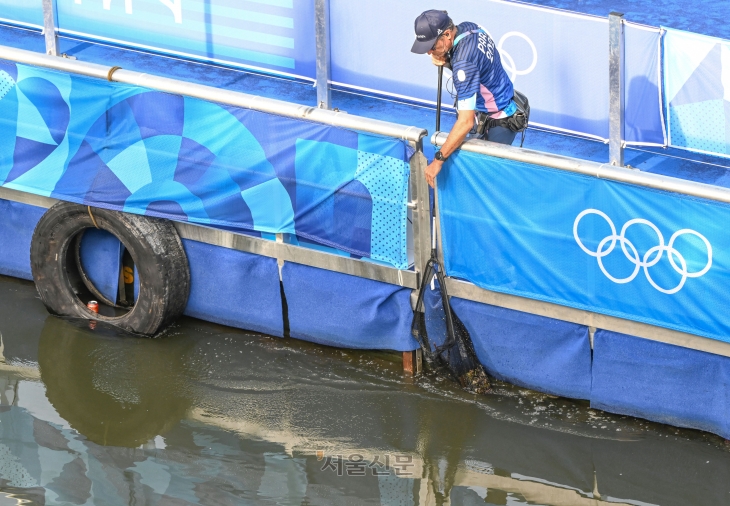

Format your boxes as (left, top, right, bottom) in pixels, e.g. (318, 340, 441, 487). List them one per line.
(435, 151, 443, 161)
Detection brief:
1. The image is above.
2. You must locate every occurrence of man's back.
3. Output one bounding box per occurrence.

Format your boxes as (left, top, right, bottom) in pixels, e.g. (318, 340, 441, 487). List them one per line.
(451, 22, 515, 118)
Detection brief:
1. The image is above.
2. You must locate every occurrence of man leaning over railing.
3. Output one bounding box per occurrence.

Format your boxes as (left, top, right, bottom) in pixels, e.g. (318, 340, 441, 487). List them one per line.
(410, 10, 529, 188)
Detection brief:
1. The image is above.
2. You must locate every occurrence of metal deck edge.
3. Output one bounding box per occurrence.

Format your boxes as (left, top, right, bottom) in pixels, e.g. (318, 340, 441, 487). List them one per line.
(173, 222, 418, 289)
(446, 277, 730, 358)
(0, 188, 418, 290)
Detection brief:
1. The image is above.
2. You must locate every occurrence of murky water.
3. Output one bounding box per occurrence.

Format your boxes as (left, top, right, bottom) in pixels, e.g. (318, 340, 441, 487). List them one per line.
(0, 275, 728, 505)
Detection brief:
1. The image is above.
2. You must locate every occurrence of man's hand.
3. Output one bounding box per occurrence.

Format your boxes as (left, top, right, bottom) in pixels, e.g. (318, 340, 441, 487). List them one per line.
(430, 54, 447, 66)
(425, 109, 474, 188)
(425, 159, 443, 188)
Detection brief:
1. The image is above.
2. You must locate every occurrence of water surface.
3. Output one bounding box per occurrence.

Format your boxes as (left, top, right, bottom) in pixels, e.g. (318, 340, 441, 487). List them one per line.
(0, 275, 728, 505)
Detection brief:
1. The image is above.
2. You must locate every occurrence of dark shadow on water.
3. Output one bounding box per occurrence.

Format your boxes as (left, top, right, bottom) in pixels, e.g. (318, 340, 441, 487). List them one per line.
(38, 316, 196, 447)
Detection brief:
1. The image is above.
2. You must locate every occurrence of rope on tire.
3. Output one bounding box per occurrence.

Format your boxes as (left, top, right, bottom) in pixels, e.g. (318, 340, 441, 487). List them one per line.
(87, 206, 100, 229)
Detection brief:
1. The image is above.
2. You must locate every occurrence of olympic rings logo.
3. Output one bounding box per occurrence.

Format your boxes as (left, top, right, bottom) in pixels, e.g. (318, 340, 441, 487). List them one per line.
(573, 209, 712, 294)
(497, 32, 538, 82)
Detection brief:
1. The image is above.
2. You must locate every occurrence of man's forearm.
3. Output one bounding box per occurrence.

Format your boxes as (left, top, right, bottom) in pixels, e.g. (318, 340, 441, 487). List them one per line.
(424, 111, 474, 188)
(438, 114, 473, 158)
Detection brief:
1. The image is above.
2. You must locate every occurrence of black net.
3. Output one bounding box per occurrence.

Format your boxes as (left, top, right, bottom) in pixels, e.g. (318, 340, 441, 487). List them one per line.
(411, 257, 490, 394)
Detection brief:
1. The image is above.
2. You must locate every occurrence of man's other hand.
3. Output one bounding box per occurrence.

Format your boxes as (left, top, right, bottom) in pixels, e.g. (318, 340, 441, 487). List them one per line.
(430, 54, 447, 66)
(425, 159, 443, 188)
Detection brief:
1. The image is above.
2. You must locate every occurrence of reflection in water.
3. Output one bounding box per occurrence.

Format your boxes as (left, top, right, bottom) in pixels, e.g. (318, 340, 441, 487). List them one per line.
(0, 276, 728, 504)
(39, 318, 195, 447)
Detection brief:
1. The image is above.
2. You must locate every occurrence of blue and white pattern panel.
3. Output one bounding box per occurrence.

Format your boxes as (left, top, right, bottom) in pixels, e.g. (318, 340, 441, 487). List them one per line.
(55, 0, 315, 79)
(0, 61, 410, 269)
(664, 28, 730, 157)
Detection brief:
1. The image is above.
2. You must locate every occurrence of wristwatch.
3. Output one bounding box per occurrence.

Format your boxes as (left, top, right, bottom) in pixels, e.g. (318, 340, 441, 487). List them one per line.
(434, 150, 446, 161)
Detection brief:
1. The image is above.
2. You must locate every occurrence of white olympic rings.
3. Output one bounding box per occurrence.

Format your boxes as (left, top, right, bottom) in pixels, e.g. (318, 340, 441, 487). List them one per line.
(573, 209, 712, 294)
(497, 32, 538, 82)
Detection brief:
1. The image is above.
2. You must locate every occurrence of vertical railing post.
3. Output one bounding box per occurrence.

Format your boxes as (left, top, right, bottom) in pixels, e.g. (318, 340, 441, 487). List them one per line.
(409, 139, 432, 288)
(406, 138, 430, 377)
(314, 0, 332, 109)
(42, 0, 60, 56)
(608, 12, 625, 166)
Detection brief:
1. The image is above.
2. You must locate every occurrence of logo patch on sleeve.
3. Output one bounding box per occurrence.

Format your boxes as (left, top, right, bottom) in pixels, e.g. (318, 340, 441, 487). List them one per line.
(457, 69, 466, 82)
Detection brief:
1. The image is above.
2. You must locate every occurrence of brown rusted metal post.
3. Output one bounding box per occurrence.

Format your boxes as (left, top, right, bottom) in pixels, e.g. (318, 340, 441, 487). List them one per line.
(403, 349, 422, 375)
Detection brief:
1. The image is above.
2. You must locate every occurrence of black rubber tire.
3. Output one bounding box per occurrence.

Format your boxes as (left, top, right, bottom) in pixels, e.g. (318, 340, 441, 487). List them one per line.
(30, 202, 190, 336)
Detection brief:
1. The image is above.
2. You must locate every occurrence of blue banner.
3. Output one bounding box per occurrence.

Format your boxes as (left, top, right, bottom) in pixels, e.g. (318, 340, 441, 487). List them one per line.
(0, 61, 410, 268)
(437, 149, 730, 342)
(664, 28, 730, 157)
(332, 0, 609, 139)
(55, 0, 315, 79)
(0, 0, 43, 28)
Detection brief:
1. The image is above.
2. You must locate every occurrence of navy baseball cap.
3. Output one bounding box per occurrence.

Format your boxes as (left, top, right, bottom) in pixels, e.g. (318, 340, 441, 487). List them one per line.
(411, 10, 452, 54)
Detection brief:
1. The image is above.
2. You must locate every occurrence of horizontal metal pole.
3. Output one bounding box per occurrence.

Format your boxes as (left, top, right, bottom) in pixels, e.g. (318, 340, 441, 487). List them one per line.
(432, 133, 730, 205)
(174, 223, 418, 289)
(446, 278, 730, 358)
(0, 187, 58, 209)
(0, 45, 427, 143)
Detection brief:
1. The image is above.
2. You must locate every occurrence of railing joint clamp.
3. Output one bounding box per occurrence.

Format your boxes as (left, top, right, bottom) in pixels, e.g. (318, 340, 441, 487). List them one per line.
(107, 66, 122, 82)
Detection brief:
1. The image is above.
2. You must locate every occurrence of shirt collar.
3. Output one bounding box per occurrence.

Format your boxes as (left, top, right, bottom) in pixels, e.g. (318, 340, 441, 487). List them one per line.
(454, 26, 481, 47)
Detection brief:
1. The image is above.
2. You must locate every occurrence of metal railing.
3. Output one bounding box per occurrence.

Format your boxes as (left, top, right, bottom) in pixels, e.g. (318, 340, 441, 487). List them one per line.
(431, 133, 730, 205)
(0, 46, 425, 144)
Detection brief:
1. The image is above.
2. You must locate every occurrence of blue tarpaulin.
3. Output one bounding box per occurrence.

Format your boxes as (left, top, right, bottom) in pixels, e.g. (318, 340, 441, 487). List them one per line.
(0, 199, 44, 280)
(437, 149, 729, 343)
(183, 240, 284, 337)
(78, 229, 123, 304)
(71, 0, 315, 79)
(282, 262, 416, 351)
(452, 298, 592, 400)
(0, 61, 411, 269)
(592, 329, 730, 439)
(625, 23, 666, 146)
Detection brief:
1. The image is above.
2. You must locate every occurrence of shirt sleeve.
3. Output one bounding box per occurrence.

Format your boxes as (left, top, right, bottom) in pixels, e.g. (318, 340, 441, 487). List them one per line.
(451, 60, 479, 110)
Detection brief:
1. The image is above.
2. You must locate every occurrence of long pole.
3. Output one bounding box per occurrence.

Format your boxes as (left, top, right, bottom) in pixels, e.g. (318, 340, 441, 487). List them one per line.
(436, 65, 443, 132)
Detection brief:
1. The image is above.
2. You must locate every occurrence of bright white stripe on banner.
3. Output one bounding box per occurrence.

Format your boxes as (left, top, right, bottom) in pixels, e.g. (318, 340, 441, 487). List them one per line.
(0, 18, 42, 30)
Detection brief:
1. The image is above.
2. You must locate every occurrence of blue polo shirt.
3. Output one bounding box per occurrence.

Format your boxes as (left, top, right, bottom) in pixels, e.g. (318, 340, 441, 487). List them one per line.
(451, 22, 516, 118)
